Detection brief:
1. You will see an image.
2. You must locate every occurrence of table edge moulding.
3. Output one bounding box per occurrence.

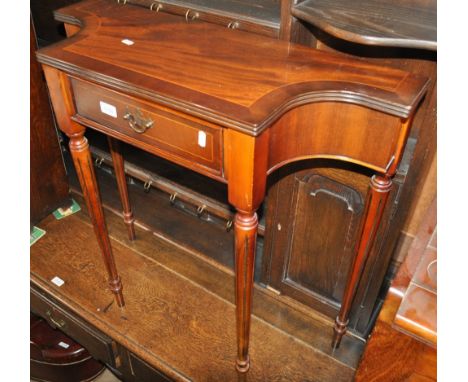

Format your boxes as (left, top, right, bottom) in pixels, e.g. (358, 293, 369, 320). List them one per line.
(36, 0, 429, 373)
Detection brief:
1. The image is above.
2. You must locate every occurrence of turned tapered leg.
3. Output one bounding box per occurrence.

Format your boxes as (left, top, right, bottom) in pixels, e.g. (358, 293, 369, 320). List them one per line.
(107, 137, 136, 241)
(234, 211, 258, 373)
(225, 128, 269, 373)
(332, 175, 392, 349)
(69, 132, 124, 307)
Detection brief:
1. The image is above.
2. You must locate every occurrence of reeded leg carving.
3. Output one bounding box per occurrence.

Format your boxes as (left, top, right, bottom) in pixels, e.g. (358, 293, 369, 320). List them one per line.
(108, 137, 136, 241)
(332, 175, 392, 349)
(69, 132, 124, 307)
(234, 211, 258, 373)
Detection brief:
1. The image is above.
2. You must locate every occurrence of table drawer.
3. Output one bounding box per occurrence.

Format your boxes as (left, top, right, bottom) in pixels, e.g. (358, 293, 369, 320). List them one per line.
(70, 78, 223, 178)
(30, 286, 117, 367)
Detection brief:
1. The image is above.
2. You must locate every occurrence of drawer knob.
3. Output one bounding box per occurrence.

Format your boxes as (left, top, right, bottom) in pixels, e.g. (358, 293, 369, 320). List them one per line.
(46, 310, 66, 329)
(123, 107, 154, 134)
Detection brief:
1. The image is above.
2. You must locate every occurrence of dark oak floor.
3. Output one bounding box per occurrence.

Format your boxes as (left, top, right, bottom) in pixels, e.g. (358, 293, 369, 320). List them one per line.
(30, 192, 358, 381)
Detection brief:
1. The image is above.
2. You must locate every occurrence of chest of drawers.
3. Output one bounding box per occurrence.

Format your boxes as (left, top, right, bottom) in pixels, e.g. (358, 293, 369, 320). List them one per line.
(36, 0, 429, 372)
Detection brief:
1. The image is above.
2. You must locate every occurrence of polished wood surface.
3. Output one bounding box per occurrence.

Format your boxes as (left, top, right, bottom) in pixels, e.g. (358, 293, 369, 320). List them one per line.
(267, 102, 402, 173)
(355, 305, 436, 381)
(37, 0, 429, 372)
(292, 0, 436, 50)
(30, 22, 69, 225)
(37, 0, 427, 134)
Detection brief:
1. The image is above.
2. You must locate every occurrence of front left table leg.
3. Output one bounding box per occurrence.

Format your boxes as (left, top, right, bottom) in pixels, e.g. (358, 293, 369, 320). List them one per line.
(42, 67, 125, 307)
(69, 131, 125, 307)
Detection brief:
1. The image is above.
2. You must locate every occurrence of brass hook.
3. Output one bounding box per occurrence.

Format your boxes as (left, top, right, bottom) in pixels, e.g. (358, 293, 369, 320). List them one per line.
(185, 9, 199, 22)
(226, 219, 233, 231)
(197, 205, 206, 217)
(169, 192, 178, 205)
(117, 0, 127, 4)
(94, 157, 104, 168)
(150, 2, 162, 12)
(227, 21, 239, 29)
(143, 180, 152, 192)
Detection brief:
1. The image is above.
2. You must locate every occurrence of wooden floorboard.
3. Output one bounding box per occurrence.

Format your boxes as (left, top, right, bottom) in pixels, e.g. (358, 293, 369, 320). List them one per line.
(31, 209, 356, 381)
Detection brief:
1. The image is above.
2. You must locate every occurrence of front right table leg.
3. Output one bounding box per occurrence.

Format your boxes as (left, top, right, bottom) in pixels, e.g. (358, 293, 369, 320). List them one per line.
(332, 174, 392, 349)
(224, 128, 269, 373)
(234, 210, 259, 373)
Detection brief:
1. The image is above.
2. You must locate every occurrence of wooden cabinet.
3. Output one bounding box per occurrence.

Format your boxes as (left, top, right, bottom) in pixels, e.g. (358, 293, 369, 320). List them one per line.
(262, 162, 407, 334)
(30, 20, 69, 225)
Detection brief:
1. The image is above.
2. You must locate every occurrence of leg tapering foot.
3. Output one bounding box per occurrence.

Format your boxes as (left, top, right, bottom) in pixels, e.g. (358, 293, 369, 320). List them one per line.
(332, 317, 348, 349)
(109, 275, 124, 307)
(108, 137, 136, 241)
(236, 356, 250, 373)
(333, 175, 392, 348)
(234, 212, 258, 373)
(69, 132, 125, 307)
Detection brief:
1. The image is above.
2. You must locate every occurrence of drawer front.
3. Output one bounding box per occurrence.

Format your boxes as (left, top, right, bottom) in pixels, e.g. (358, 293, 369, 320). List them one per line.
(30, 286, 116, 367)
(70, 78, 223, 178)
(129, 351, 173, 382)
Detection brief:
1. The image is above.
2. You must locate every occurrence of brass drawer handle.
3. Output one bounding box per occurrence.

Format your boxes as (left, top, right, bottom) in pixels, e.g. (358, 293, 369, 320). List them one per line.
(123, 107, 154, 134)
(46, 310, 66, 329)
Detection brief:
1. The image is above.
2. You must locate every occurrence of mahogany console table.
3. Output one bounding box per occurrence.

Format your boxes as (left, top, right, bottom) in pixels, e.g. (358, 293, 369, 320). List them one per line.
(37, 0, 429, 372)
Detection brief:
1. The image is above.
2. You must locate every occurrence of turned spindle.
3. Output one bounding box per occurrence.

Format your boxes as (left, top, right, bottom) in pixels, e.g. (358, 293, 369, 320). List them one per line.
(108, 137, 136, 241)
